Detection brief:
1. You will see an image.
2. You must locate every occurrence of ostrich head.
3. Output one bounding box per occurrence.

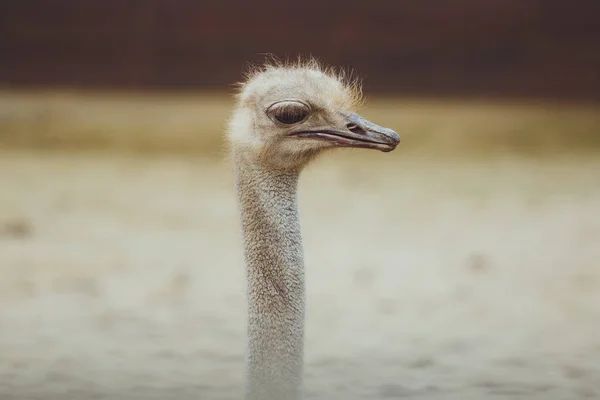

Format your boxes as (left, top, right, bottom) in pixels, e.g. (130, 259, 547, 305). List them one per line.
(227, 59, 400, 170)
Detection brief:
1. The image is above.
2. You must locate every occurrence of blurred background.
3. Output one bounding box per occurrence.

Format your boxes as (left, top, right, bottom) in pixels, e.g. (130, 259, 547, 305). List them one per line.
(1, 1, 599, 399)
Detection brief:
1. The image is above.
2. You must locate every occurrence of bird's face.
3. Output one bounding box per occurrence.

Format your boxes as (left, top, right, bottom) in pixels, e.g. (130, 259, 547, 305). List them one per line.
(228, 66, 400, 170)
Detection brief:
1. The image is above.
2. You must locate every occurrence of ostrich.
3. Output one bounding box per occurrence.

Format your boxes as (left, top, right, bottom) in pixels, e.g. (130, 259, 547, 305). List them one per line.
(227, 59, 400, 400)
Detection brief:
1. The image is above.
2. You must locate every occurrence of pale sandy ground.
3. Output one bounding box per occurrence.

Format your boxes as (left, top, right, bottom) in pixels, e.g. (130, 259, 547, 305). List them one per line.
(1, 150, 600, 400)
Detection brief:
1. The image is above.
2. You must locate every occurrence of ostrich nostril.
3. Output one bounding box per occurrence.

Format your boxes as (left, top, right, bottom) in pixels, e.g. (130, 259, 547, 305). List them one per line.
(347, 123, 366, 134)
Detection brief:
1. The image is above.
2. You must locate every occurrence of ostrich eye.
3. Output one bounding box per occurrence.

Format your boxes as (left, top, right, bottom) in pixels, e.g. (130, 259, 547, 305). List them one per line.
(267, 101, 310, 125)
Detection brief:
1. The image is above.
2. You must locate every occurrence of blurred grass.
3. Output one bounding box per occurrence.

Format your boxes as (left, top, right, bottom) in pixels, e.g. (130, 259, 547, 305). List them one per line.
(1, 89, 599, 157)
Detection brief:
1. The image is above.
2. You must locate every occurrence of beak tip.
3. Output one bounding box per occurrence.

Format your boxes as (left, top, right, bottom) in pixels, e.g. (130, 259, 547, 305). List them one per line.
(388, 130, 400, 147)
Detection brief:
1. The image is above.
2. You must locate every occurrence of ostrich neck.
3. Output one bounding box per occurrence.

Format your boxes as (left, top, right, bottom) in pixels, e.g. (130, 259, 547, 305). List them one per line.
(234, 151, 305, 400)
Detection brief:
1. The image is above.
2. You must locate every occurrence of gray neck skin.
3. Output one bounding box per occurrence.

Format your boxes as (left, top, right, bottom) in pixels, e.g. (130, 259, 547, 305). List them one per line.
(234, 150, 305, 400)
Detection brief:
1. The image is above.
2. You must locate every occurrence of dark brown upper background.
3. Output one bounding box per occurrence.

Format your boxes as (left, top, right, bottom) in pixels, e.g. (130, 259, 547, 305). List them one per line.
(1, 0, 599, 101)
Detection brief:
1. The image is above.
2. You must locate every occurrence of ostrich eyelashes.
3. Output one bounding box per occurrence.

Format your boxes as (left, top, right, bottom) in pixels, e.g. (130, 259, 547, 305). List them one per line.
(267, 100, 311, 125)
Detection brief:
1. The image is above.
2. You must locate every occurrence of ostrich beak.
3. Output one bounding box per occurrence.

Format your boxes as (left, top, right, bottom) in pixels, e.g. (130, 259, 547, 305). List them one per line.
(289, 112, 400, 152)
